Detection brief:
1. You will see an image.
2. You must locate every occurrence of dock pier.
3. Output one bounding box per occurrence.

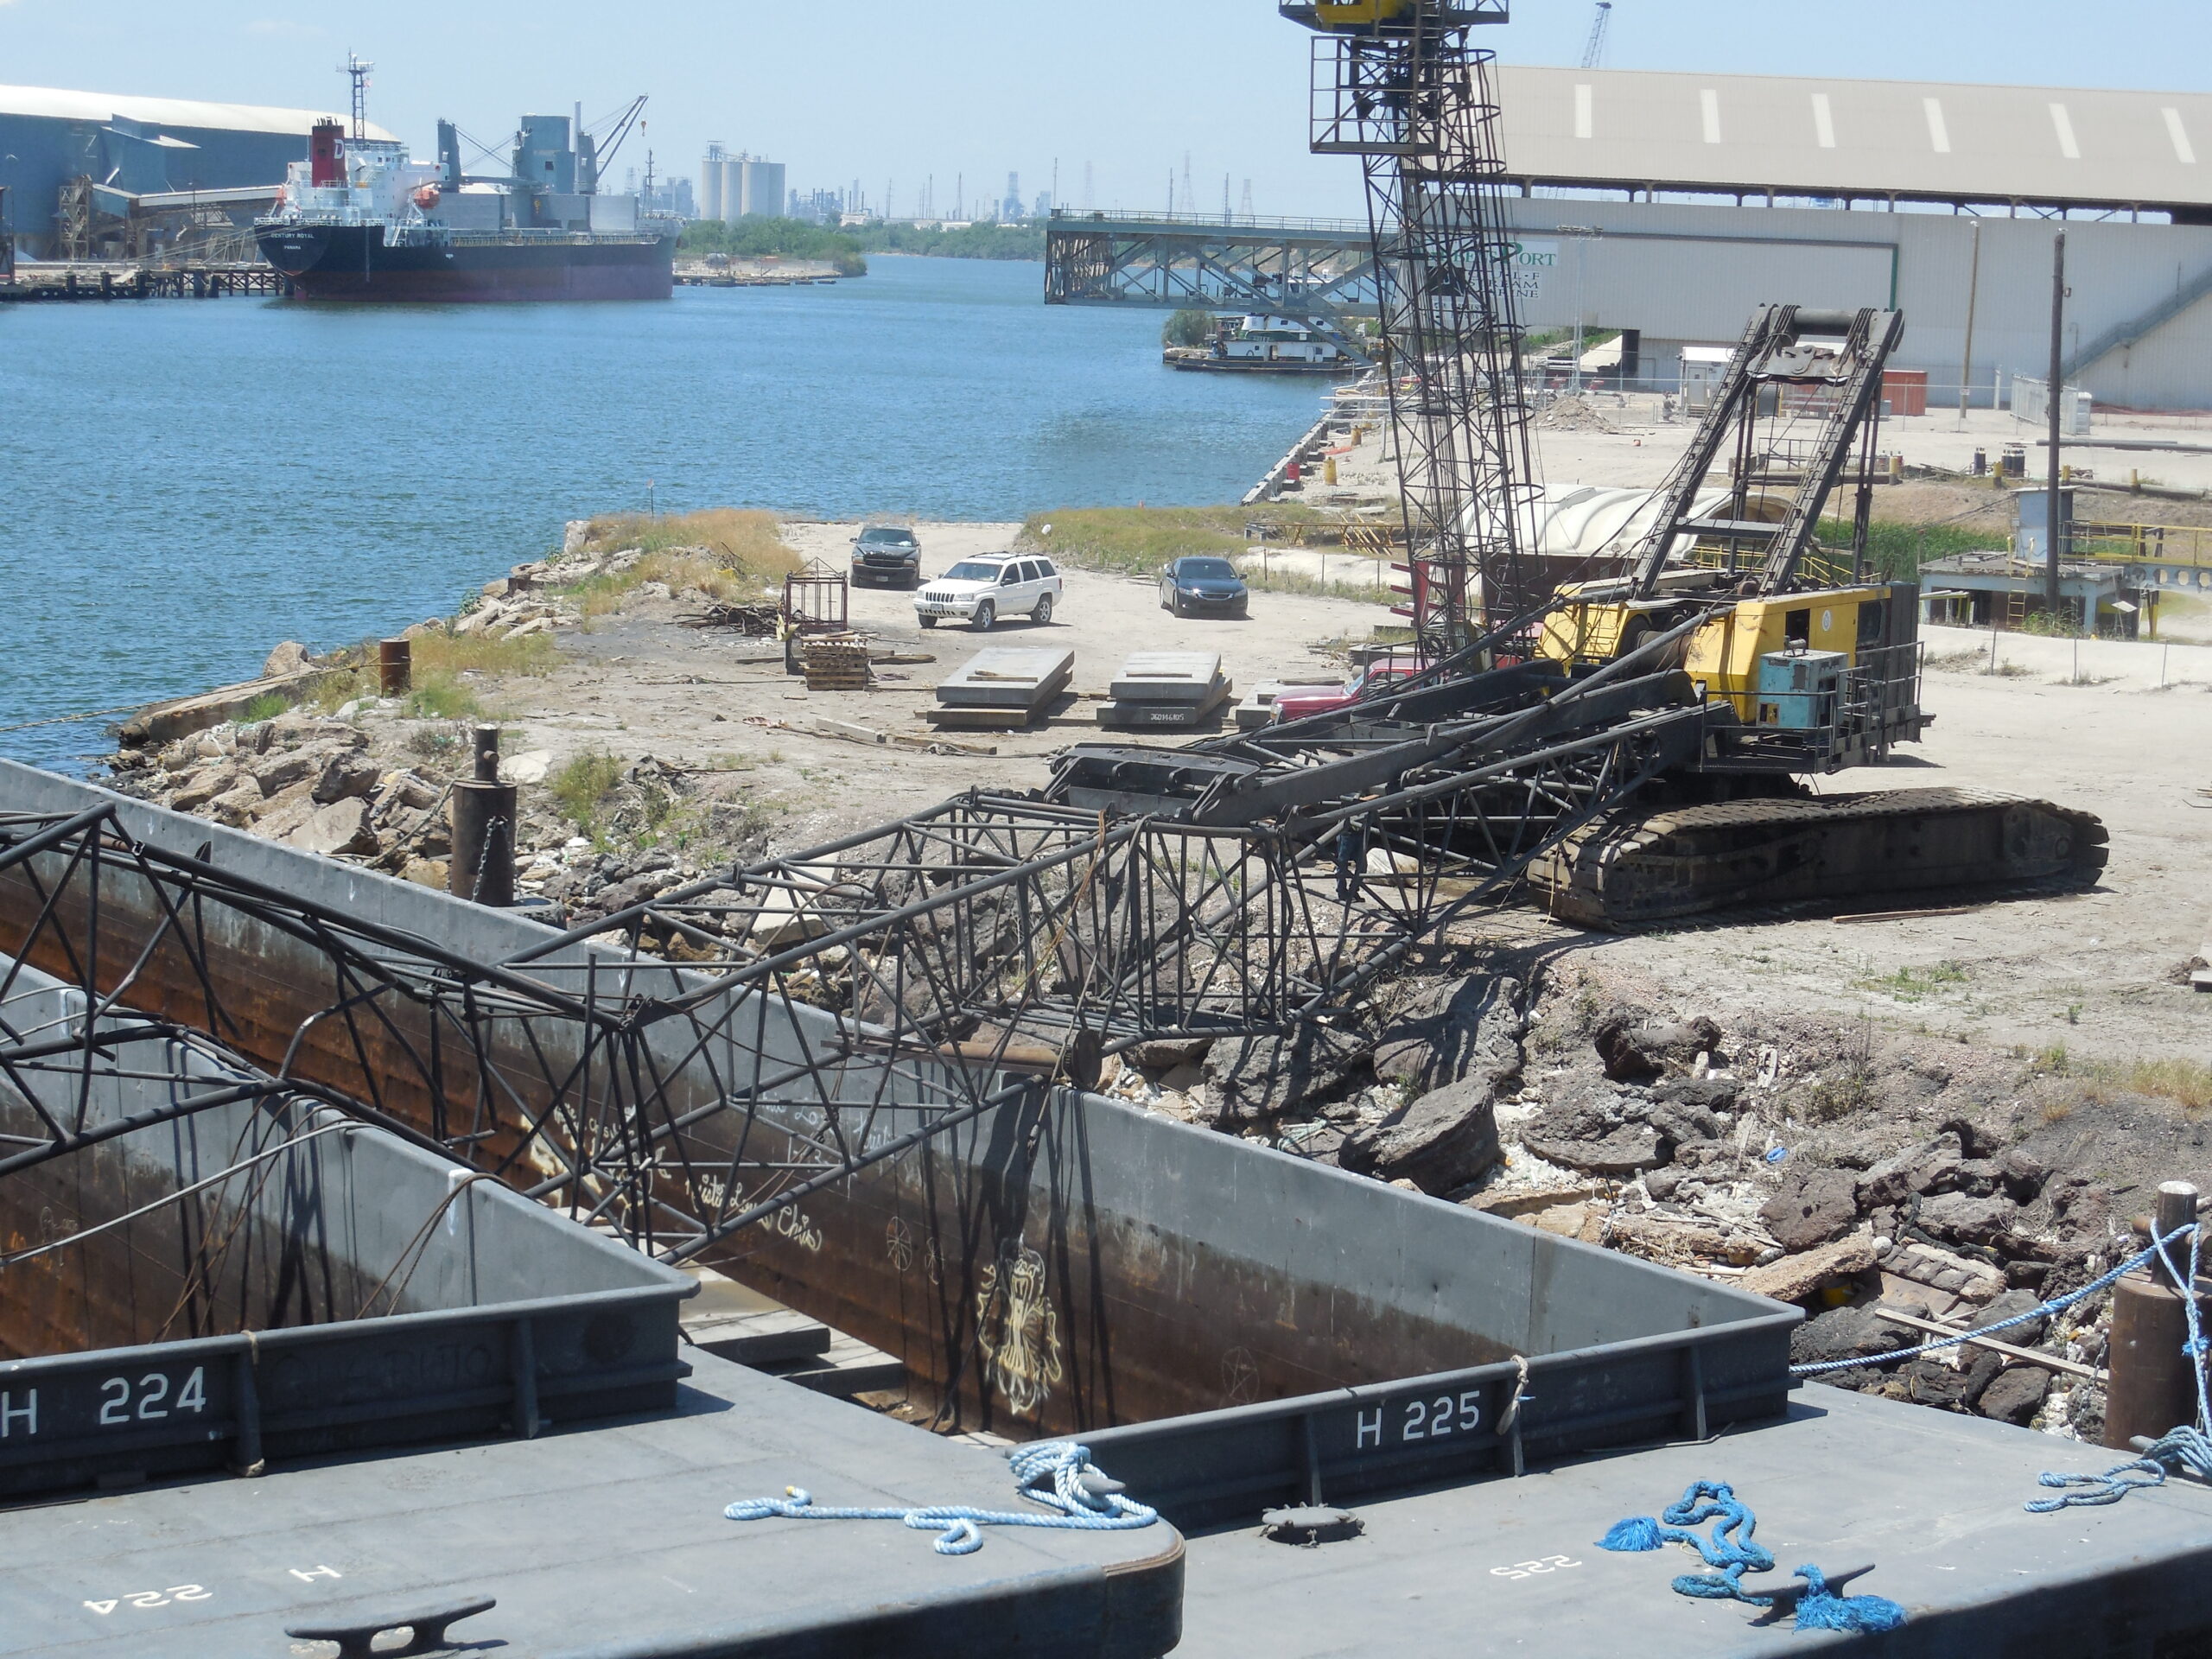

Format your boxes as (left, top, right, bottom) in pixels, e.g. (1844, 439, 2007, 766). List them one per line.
(0, 262, 292, 302)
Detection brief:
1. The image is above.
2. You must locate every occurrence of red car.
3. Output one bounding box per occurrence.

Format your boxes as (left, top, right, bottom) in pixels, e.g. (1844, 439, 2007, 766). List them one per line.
(1270, 661, 1428, 724)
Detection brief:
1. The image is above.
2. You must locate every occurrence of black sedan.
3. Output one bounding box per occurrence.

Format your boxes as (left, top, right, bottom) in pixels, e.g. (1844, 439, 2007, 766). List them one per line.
(850, 524, 922, 588)
(1157, 556, 1250, 618)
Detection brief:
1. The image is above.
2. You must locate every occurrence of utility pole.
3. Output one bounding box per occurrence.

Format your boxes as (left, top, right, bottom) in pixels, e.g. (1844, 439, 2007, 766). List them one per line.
(1955, 215, 1981, 429)
(2045, 232, 2066, 618)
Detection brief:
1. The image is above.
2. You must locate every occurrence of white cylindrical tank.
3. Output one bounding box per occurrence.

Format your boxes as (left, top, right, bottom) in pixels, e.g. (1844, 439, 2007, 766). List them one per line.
(738, 160, 785, 219)
(698, 153, 722, 220)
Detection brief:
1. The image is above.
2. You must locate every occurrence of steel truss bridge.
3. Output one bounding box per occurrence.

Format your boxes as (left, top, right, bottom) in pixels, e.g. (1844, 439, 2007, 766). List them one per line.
(0, 633, 1707, 1259)
(1044, 209, 1377, 361)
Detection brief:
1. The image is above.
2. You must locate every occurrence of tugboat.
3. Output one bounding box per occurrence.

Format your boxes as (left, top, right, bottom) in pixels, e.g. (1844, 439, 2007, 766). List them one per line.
(1164, 314, 1363, 373)
(257, 73, 675, 302)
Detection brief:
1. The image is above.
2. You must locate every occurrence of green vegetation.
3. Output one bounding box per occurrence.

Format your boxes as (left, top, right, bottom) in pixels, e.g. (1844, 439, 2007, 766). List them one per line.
(1163, 308, 1215, 349)
(551, 750, 625, 833)
(1817, 518, 2011, 581)
(237, 692, 289, 725)
(1018, 504, 1347, 577)
(849, 221, 1044, 261)
(1859, 960, 1968, 1001)
(678, 217, 867, 276)
(563, 508, 798, 620)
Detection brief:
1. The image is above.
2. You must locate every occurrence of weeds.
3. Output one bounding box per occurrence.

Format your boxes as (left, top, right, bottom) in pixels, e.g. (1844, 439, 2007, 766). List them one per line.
(1017, 504, 1348, 576)
(2102, 1058, 2212, 1113)
(562, 510, 797, 620)
(1859, 961, 1967, 1001)
(236, 692, 290, 725)
(551, 750, 625, 831)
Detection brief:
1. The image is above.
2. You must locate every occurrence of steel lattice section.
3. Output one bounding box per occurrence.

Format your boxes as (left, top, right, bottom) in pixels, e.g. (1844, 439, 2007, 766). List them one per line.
(1301, 6, 1541, 645)
(0, 652, 1705, 1257)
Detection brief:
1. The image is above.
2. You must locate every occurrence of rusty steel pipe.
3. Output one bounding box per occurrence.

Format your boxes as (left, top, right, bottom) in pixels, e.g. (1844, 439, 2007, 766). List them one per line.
(448, 780, 517, 907)
(2106, 1183, 2205, 1451)
(378, 638, 411, 696)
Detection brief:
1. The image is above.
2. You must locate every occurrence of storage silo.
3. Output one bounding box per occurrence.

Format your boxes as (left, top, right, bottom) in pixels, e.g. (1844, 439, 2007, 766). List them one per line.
(738, 158, 785, 219)
(721, 156, 746, 221)
(699, 142, 725, 220)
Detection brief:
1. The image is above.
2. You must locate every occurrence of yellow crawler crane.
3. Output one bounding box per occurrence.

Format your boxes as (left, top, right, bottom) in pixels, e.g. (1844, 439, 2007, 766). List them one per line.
(1524, 304, 2104, 924)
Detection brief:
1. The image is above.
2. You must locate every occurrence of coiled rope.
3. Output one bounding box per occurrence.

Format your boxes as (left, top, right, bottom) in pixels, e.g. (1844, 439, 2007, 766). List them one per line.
(2028, 1222, 2211, 1510)
(1599, 1479, 1906, 1634)
(723, 1440, 1159, 1557)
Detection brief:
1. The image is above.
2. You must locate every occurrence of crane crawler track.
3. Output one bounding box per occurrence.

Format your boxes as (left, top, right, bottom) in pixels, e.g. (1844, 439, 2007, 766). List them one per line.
(1526, 786, 2108, 929)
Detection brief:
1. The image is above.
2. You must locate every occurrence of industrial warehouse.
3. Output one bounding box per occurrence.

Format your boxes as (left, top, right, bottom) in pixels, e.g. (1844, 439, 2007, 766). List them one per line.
(4, 1, 2212, 1654)
(0, 83, 391, 261)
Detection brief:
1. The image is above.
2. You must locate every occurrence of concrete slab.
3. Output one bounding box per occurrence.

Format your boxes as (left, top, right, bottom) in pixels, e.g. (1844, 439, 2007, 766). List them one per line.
(0, 1351, 1183, 1658)
(1170, 1387, 2212, 1656)
(1108, 652, 1226, 704)
(1097, 680, 1233, 729)
(936, 648, 1077, 708)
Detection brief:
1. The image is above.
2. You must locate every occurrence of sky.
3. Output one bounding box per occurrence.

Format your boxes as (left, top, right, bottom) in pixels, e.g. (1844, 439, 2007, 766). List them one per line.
(3, 1, 2209, 219)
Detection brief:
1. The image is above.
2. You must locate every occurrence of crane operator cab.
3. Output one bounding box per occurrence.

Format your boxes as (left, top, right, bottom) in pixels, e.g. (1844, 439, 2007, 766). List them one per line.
(1534, 303, 1929, 776)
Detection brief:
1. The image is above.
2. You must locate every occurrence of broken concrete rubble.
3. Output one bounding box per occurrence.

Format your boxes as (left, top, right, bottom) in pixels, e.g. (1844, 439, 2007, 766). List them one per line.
(1340, 1074, 1502, 1192)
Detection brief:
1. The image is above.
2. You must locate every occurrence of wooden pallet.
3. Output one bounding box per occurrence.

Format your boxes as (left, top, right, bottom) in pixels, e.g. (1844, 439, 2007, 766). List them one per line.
(801, 634, 873, 691)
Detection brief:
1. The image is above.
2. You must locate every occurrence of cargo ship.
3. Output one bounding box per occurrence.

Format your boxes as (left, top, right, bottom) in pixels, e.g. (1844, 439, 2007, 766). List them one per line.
(257, 99, 677, 302)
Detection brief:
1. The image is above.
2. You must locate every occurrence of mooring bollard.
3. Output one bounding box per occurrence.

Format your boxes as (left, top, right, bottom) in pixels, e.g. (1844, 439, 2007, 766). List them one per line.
(378, 638, 411, 696)
(2105, 1182, 2203, 1451)
(448, 726, 517, 906)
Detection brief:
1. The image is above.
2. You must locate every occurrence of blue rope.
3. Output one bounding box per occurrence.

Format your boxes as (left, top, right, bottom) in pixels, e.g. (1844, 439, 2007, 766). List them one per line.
(723, 1441, 1159, 1557)
(1599, 1480, 1905, 1633)
(2029, 1222, 2211, 1511)
(1789, 1225, 2196, 1378)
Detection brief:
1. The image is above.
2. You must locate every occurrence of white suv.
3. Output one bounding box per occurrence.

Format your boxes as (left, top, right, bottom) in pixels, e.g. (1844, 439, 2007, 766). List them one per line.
(914, 555, 1063, 632)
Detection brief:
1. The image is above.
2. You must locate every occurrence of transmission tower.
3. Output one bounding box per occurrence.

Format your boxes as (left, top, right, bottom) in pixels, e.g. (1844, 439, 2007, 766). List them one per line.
(1581, 2, 1612, 69)
(1240, 178, 1254, 220)
(1292, 1, 1539, 645)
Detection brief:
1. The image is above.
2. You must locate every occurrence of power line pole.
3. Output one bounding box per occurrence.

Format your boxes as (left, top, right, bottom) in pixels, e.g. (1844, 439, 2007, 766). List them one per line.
(1955, 215, 1981, 428)
(2044, 231, 2067, 619)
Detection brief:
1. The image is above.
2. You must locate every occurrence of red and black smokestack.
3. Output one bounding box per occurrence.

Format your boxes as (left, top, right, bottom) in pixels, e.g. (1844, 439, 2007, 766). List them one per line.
(310, 119, 344, 188)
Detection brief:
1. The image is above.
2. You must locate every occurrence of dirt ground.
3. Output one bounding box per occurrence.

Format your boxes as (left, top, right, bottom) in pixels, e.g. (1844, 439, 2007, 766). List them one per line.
(1457, 621, 2212, 1071)
(1314, 397, 2212, 531)
(496, 519, 1397, 852)
(378, 518, 2208, 1077)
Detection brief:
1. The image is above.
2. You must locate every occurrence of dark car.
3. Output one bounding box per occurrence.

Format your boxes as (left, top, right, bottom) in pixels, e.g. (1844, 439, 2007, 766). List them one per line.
(1157, 556, 1249, 618)
(850, 524, 922, 588)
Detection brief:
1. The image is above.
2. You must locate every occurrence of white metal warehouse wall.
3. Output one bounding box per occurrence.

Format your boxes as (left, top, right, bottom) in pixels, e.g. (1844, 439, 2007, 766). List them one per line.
(1500, 197, 2212, 412)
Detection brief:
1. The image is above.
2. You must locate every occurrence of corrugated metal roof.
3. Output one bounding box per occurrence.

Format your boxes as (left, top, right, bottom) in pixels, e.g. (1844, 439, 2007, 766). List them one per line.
(0, 84, 395, 143)
(1497, 65, 2212, 212)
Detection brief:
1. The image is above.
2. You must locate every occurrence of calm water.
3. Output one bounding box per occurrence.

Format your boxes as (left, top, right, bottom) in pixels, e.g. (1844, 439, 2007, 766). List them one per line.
(0, 256, 1321, 770)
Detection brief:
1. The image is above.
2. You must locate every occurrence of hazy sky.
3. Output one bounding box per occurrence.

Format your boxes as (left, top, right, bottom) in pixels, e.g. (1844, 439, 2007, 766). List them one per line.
(4, 1, 2208, 218)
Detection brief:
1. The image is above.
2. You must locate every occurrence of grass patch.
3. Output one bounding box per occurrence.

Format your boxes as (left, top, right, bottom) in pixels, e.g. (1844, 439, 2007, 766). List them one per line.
(1859, 961, 1968, 1001)
(564, 509, 798, 620)
(1018, 505, 1357, 577)
(551, 750, 625, 832)
(236, 691, 291, 725)
(2100, 1058, 2212, 1113)
(1815, 518, 2011, 582)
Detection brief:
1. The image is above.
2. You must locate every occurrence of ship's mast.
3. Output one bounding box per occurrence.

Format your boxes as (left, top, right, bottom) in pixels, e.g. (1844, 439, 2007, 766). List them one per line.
(341, 53, 373, 142)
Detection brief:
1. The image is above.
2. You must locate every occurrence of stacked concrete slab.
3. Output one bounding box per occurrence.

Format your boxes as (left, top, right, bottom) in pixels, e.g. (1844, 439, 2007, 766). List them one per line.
(928, 646, 1075, 729)
(1098, 651, 1232, 729)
